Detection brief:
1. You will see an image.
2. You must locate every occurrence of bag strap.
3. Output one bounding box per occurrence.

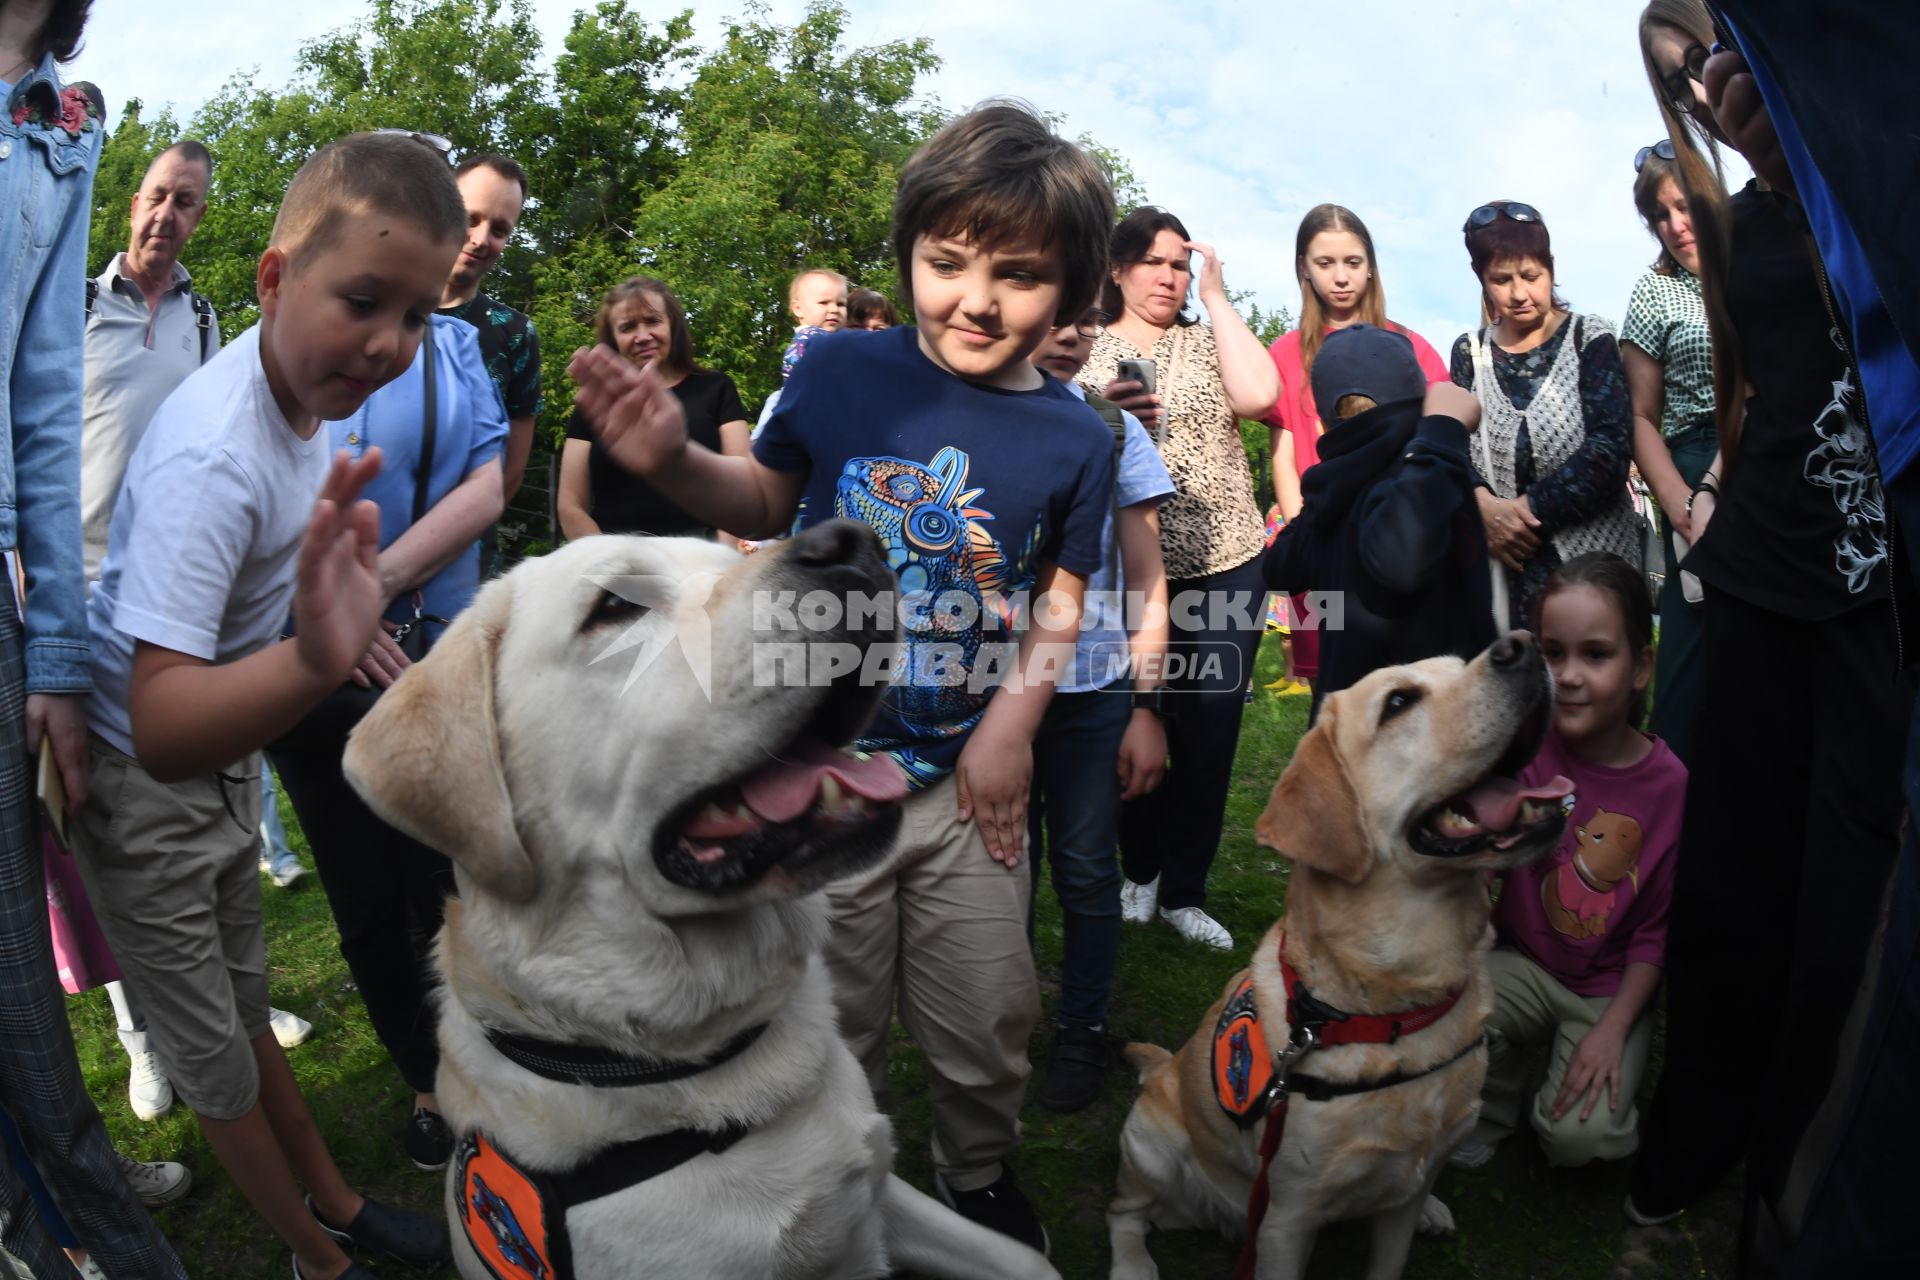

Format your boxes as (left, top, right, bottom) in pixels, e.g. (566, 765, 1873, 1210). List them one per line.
(1469, 329, 1497, 481)
(414, 321, 437, 526)
(192, 292, 215, 363)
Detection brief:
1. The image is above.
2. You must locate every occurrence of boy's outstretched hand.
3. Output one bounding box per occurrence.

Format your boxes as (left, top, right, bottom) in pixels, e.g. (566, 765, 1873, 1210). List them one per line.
(569, 346, 690, 477)
(294, 450, 386, 689)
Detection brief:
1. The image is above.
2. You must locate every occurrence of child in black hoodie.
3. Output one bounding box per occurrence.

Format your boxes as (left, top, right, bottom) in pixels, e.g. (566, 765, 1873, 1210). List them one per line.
(1261, 324, 1496, 720)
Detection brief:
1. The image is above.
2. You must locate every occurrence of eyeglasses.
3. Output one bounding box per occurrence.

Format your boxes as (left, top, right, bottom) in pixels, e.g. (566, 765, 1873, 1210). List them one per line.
(1055, 310, 1109, 340)
(373, 128, 454, 161)
(1634, 139, 1677, 172)
(1661, 42, 1711, 114)
(1462, 202, 1544, 235)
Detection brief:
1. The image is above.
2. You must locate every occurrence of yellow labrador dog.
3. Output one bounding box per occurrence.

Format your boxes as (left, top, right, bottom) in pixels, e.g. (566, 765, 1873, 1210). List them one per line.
(344, 521, 1059, 1280)
(1107, 635, 1572, 1280)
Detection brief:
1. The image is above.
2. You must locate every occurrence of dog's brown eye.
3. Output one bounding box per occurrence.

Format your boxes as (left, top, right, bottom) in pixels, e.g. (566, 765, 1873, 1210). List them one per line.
(1380, 688, 1422, 723)
(584, 590, 649, 630)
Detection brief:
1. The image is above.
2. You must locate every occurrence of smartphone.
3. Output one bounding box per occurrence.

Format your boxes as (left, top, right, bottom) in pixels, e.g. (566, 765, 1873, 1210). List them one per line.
(1115, 358, 1156, 397)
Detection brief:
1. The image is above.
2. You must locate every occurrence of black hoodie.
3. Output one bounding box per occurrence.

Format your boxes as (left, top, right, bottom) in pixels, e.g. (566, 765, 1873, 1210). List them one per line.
(1261, 397, 1496, 719)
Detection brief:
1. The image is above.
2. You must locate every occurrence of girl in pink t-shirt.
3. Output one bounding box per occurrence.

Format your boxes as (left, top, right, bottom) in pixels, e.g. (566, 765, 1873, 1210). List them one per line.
(1453, 552, 1686, 1172)
(1263, 205, 1448, 691)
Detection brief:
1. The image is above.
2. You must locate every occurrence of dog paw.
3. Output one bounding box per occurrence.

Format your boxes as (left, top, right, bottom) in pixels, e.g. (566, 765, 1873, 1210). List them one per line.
(1417, 1194, 1456, 1236)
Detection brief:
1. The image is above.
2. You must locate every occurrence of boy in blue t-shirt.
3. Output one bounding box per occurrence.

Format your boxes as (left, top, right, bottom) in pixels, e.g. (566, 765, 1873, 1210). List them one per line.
(1024, 306, 1174, 1114)
(569, 101, 1117, 1250)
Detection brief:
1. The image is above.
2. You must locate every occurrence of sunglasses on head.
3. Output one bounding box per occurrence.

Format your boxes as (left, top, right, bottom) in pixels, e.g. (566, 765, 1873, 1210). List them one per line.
(1661, 42, 1711, 114)
(1462, 202, 1544, 235)
(1634, 139, 1677, 172)
(373, 128, 455, 161)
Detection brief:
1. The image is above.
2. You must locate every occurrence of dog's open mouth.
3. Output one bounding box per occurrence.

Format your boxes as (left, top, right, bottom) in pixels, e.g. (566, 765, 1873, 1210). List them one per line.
(1410, 704, 1573, 859)
(653, 736, 907, 893)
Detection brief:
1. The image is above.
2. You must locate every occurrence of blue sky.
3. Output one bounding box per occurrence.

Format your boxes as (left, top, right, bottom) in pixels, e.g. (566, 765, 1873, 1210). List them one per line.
(69, 0, 1745, 355)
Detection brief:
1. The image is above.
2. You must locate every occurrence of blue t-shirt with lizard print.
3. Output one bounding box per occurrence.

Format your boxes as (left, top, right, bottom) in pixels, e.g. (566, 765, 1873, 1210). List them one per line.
(755, 325, 1115, 788)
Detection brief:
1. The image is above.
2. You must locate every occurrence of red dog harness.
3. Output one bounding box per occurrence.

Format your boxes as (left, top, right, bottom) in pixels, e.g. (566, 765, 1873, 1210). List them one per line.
(1221, 935, 1476, 1280)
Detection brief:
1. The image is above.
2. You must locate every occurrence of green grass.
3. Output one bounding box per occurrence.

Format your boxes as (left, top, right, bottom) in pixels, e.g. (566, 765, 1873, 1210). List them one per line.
(73, 632, 1740, 1277)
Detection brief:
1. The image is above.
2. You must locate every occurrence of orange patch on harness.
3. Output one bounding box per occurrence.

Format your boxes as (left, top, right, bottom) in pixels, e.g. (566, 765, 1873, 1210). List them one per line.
(1212, 974, 1276, 1128)
(457, 1131, 561, 1280)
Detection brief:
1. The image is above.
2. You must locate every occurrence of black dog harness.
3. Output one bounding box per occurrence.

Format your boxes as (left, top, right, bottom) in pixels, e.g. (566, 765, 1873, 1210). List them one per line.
(455, 1024, 766, 1280)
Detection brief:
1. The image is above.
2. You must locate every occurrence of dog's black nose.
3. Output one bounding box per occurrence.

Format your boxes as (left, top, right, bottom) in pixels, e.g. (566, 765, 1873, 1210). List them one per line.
(790, 519, 883, 568)
(1489, 630, 1534, 669)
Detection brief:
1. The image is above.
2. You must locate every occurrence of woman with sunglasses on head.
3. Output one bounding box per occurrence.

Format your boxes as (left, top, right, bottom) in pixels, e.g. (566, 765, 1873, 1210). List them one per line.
(1450, 201, 1638, 630)
(1624, 1, 1908, 1255)
(1263, 204, 1450, 694)
(1078, 206, 1280, 952)
(1621, 139, 1714, 766)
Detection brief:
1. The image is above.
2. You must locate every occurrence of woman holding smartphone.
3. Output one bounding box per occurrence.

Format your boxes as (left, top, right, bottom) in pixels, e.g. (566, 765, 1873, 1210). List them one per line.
(1077, 206, 1279, 952)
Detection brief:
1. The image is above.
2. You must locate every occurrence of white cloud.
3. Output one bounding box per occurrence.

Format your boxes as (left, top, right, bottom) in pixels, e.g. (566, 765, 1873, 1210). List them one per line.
(68, 0, 1748, 354)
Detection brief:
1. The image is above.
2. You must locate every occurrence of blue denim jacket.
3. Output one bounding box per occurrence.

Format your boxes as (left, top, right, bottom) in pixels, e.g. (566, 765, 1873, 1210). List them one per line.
(1, 55, 101, 692)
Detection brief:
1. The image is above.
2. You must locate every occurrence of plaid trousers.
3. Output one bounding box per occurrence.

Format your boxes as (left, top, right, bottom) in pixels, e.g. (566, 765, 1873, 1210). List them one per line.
(0, 605, 184, 1277)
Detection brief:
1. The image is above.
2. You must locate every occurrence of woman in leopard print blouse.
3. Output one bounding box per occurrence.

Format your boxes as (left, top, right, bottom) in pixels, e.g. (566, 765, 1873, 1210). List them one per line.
(1078, 206, 1279, 952)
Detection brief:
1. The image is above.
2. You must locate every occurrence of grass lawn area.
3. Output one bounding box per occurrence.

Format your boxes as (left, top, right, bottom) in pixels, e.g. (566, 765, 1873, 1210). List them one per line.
(68, 632, 1741, 1277)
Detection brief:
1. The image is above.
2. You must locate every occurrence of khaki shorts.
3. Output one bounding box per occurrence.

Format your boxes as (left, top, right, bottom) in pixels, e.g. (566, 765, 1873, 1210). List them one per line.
(70, 734, 269, 1120)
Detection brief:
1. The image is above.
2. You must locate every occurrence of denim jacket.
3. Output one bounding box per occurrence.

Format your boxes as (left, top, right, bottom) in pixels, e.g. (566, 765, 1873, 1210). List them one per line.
(1, 55, 102, 692)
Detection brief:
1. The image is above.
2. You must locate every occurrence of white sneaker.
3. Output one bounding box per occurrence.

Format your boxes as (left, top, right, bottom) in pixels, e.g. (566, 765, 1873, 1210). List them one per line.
(1119, 876, 1159, 925)
(270, 1007, 313, 1049)
(266, 848, 307, 888)
(113, 1151, 191, 1207)
(127, 1051, 173, 1122)
(1160, 905, 1234, 951)
(1448, 1135, 1498, 1169)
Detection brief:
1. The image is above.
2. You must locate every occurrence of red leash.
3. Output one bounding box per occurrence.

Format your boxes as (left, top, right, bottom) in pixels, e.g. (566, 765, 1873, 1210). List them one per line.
(1230, 935, 1467, 1279)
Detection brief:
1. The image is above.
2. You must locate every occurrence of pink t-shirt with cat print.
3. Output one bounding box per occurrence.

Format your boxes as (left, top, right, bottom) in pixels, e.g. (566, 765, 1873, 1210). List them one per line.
(1491, 726, 1687, 998)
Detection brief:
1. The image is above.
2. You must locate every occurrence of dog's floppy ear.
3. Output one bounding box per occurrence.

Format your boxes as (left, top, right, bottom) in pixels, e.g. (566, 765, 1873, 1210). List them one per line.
(343, 577, 538, 902)
(1255, 706, 1374, 885)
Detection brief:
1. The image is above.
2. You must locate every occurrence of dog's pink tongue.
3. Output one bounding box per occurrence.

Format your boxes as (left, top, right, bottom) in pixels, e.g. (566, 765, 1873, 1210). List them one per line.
(739, 739, 908, 822)
(1460, 775, 1574, 831)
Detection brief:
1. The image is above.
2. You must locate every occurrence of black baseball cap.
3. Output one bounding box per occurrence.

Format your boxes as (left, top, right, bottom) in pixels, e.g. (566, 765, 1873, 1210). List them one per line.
(1311, 324, 1426, 426)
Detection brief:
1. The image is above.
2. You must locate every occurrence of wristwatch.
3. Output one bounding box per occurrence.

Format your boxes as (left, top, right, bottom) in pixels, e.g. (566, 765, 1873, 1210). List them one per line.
(1131, 687, 1169, 718)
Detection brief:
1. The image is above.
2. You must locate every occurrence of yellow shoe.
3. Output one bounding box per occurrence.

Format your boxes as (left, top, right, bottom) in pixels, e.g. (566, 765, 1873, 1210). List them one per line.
(1265, 677, 1311, 697)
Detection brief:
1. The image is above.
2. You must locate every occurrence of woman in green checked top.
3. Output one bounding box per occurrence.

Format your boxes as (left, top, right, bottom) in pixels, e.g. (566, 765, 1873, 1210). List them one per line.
(1620, 140, 1715, 765)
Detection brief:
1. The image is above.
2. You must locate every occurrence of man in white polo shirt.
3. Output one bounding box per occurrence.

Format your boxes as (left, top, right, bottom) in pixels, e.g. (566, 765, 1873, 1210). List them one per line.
(81, 140, 219, 581)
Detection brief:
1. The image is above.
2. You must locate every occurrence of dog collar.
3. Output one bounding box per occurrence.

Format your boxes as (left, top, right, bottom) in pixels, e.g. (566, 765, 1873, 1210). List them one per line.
(483, 1021, 769, 1089)
(1277, 932, 1466, 1047)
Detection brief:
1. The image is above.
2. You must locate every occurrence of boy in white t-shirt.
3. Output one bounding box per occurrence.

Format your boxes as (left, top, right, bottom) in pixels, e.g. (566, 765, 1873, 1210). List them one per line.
(72, 132, 466, 1280)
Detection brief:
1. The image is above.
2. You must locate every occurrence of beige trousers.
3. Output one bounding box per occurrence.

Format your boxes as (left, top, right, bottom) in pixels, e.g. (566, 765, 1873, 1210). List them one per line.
(1477, 946, 1657, 1168)
(822, 773, 1040, 1192)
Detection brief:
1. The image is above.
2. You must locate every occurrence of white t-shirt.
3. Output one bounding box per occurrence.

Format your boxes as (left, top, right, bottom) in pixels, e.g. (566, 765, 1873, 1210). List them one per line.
(86, 325, 332, 755)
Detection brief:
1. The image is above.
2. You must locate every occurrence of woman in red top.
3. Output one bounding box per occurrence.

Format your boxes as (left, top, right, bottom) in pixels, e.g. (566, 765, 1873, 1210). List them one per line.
(1264, 205, 1449, 687)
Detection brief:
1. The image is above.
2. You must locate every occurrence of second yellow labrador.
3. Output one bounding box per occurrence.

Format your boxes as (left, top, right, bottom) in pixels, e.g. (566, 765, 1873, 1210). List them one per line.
(1107, 635, 1572, 1280)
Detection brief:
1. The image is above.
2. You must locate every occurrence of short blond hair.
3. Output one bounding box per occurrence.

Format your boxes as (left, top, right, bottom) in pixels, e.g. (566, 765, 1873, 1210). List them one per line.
(270, 132, 465, 266)
(1334, 394, 1378, 420)
(787, 268, 849, 304)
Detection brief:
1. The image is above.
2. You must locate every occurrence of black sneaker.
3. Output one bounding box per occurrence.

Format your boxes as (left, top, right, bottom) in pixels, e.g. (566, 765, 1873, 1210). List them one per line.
(1038, 1023, 1114, 1113)
(405, 1107, 454, 1172)
(934, 1165, 1050, 1256)
(308, 1192, 452, 1268)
